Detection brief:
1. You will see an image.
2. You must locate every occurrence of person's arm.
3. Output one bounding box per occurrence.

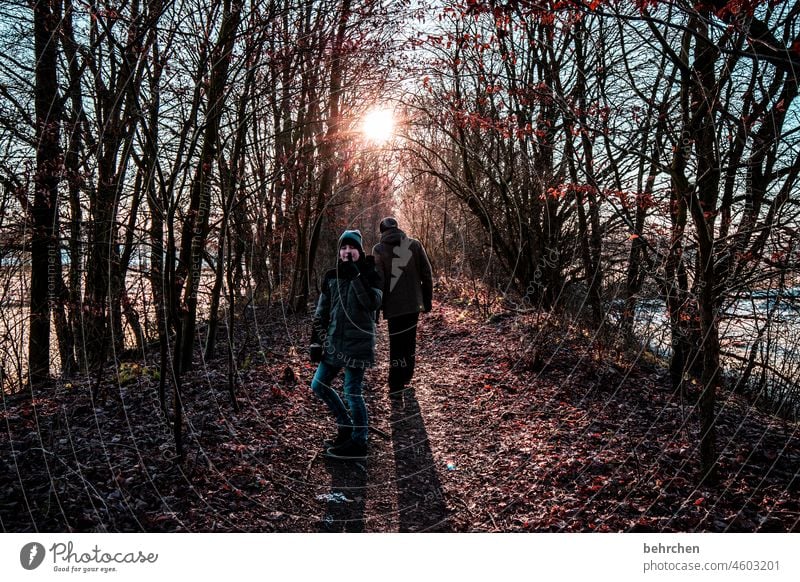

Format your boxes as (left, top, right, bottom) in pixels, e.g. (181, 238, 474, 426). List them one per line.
(415, 241, 433, 312)
(372, 244, 389, 294)
(364, 254, 384, 290)
(354, 284, 382, 313)
(310, 273, 332, 359)
(352, 257, 382, 312)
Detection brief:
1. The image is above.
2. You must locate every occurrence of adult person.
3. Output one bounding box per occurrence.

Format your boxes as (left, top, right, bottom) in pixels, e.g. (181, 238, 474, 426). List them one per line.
(372, 217, 433, 395)
(309, 230, 382, 460)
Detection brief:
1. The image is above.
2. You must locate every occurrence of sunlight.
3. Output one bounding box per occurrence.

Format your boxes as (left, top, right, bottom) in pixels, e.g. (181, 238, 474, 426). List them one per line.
(360, 108, 395, 144)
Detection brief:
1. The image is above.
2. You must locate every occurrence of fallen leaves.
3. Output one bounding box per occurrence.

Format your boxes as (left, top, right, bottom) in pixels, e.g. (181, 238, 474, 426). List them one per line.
(1, 300, 798, 532)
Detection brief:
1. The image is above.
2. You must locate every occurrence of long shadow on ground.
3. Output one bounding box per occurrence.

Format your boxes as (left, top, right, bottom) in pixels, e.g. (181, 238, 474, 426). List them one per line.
(389, 389, 451, 532)
(317, 454, 369, 532)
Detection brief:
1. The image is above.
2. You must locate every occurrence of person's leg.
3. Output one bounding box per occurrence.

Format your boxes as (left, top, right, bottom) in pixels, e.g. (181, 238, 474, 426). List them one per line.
(400, 312, 419, 385)
(310, 361, 351, 430)
(342, 366, 368, 443)
(388, 312, 418, 390)
(326, 366, 369, 459)
(387, 316, 404, 390)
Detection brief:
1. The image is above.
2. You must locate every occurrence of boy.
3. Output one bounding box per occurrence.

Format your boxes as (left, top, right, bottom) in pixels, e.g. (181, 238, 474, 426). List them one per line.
(310, 230, 382, 460)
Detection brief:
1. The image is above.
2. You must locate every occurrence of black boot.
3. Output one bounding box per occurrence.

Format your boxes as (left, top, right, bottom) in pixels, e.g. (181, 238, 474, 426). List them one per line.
(325, 438, 367, 460)
(323, 426, 352, 448)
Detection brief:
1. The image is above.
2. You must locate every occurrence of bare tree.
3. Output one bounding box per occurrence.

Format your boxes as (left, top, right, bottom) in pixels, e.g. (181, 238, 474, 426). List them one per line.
(28, 0, 63, 385)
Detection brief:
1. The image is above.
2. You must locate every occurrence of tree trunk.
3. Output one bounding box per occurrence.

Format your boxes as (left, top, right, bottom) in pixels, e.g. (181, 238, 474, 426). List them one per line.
(688, 12, 722, 483)
(204, 221, 226, 362)
(179, 0, 243, 370)
(291, 0, 352, 312)
(29, 0, 63, 386)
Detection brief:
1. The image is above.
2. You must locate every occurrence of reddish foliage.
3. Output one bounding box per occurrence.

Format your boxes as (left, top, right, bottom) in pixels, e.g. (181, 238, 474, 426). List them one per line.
(712, 0, 768, 18)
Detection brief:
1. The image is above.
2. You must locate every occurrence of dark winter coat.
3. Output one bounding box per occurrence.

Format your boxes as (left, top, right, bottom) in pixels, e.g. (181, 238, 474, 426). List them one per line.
(311, 258, 383, 368)
(372, 227, 433, 319)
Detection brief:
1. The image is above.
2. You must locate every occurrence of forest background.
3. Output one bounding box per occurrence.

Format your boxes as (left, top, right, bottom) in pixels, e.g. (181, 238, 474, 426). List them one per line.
(0, 0, 798, 532)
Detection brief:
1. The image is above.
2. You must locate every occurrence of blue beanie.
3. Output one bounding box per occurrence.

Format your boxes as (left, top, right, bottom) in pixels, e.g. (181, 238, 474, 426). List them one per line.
(338, 230, 364, 254)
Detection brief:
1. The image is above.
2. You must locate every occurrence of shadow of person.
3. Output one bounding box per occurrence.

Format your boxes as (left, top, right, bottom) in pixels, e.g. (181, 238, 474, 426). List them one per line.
(389, 390, 451, 532)
(317, 455, 369, 532)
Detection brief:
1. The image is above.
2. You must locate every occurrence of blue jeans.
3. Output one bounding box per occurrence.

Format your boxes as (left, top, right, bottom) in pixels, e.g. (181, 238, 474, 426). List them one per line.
(310, 361, 368, 444)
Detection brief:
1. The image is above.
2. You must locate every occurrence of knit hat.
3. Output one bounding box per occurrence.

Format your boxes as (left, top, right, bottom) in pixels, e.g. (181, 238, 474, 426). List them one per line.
(379, 216, 399, 232)
(338, 229, 364, 254)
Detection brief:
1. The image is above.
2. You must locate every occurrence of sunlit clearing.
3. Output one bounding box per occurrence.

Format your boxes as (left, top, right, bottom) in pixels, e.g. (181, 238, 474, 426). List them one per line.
(361, 108, 395, 143)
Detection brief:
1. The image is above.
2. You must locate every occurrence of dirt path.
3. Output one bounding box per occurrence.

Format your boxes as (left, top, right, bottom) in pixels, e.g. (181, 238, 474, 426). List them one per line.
(259, 309, 457, 533)
(1, 300, 798, 532)
(233, 302, 798, 532)
(278, 305, 800, 531)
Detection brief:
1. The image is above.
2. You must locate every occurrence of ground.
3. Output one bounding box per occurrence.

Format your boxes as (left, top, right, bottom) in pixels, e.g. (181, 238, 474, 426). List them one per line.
(1, 290, 798, 532)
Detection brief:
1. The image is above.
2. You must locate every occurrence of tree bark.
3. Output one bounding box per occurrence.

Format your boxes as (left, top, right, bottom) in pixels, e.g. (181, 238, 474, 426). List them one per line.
(29, 0, 63, 385)
(179, 0, 243, 370)
(291, 0, 352, 313)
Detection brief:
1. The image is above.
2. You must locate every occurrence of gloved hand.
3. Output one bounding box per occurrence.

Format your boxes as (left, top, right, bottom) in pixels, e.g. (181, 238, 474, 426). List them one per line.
(337, 259, 360, 280)
(309, 344, 323, 363)
(362, 255, 382, 288)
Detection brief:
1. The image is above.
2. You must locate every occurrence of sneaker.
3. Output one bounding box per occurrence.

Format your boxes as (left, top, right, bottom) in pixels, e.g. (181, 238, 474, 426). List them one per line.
(325, 438, 367, 460)
(323, 426, 352, 448)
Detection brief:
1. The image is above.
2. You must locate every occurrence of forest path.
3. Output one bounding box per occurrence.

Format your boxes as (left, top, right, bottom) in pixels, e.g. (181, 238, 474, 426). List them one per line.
(1, 297, 798, 532)
(279, 298, 798, 532)
(289, 300, 527, 533)
(307, 302, 496, 533)
(202, 299, 573, 533)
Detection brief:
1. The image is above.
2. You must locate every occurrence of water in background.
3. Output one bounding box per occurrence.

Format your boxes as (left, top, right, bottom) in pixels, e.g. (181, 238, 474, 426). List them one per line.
(630, 288, 800, 415)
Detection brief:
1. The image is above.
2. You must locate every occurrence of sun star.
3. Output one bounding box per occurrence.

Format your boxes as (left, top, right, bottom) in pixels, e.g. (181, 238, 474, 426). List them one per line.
(361, 108, 395, 143)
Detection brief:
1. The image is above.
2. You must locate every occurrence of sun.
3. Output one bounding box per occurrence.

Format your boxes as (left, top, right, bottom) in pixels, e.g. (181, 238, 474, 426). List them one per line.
(361, 108, 395, 144)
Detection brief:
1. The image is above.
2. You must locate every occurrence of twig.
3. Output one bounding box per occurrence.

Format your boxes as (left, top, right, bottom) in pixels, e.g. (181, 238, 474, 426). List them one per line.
(369, 425, 390, 440)
(453, 495, 476, 517)
(304, 450, 319, 480)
